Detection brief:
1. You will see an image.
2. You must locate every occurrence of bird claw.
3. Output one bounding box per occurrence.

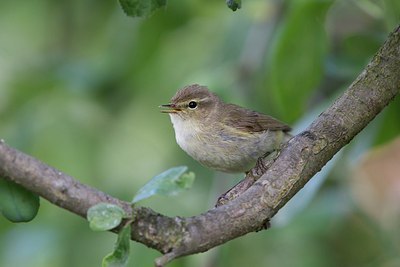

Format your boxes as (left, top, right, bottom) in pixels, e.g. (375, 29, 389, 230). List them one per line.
(246, 150, 280, 179)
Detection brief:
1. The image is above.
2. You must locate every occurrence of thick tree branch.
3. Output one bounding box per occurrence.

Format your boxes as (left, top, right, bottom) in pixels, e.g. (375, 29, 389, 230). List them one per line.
(1, 26, 399, 266)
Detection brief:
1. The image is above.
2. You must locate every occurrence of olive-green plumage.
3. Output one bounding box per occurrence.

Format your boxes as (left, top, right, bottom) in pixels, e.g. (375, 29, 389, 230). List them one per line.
(161, 84, 291, 173)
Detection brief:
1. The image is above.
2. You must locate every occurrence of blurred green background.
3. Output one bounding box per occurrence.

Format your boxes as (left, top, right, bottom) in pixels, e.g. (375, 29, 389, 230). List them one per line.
(1, 0, 400, 266)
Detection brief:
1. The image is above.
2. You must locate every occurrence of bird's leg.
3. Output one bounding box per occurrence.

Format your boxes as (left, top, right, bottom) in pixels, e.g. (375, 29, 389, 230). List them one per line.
(215, 150, 280, 207)
(215, 133, 291, 207)
(249, 150, 279, 178)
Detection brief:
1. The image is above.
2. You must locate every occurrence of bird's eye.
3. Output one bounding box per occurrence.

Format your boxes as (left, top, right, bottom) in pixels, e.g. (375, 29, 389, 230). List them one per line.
(188, 101, 197, 109)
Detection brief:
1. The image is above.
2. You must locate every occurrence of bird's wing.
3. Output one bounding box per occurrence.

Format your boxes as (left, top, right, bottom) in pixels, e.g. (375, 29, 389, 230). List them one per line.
(222, 104, 291, 133)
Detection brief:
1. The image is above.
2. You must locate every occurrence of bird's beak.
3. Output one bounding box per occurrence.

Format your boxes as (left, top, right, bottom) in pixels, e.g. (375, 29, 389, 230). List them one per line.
(159, 104, 181, 113)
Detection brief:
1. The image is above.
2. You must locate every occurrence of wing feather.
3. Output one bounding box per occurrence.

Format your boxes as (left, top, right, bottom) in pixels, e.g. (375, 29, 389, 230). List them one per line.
(221, 104, 291, 133)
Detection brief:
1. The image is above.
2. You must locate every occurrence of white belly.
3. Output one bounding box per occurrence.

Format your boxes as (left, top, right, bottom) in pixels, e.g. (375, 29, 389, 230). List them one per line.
(169, 115, 282, 173)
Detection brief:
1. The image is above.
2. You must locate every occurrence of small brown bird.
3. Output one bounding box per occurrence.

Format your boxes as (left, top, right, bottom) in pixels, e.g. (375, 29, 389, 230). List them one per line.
(161, 84, 291, 173)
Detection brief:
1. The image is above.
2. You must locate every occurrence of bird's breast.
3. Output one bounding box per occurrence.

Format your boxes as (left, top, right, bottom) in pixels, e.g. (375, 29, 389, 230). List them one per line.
(169, 114, 286, 173)
(169, 115, 201, 153)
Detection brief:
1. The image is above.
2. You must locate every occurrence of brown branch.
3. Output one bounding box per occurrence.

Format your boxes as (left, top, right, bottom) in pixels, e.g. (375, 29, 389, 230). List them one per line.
(1, 25, 400, 266)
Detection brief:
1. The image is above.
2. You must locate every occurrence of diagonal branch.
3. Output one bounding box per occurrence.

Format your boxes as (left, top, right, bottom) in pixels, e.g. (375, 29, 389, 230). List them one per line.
(1, 25, 400, 266)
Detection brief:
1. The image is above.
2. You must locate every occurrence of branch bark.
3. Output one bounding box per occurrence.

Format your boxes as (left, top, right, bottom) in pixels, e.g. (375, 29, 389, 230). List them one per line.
(1, 25, 399, 266)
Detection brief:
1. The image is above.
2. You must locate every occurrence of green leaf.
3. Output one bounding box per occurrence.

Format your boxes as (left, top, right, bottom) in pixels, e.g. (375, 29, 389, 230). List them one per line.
(0, 178, 40, 222)
(268, 0, 333, 122)
(102, 223, 131, 267)
(226, 0, 241, 11)
(132, 166, 195, 203)
(87, 203, 126, 231)
(176, 172, 195, 189)
(119, 0, 167, 18)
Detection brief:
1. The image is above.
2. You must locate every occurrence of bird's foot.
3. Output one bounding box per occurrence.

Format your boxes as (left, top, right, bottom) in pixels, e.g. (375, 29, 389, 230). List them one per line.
(248, 150, 280, 179)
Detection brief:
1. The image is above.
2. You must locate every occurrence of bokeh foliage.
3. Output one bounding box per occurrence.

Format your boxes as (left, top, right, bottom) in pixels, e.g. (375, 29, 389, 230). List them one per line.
(0, 0, 399, 266)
